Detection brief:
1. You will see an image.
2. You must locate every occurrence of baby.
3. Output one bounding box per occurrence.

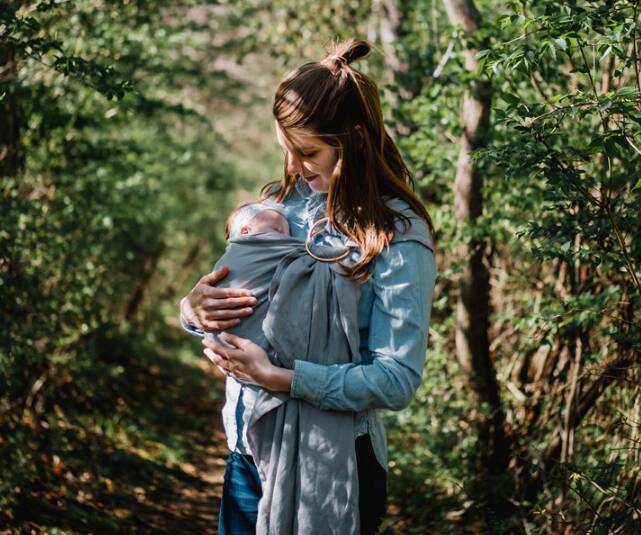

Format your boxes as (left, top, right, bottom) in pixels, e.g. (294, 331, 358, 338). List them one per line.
(203, 200, 291, 353)
(225, 201, 290, 240)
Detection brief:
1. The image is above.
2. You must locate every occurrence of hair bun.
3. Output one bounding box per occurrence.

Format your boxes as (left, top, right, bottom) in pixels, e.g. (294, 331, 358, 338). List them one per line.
(322, 38, 371, 71)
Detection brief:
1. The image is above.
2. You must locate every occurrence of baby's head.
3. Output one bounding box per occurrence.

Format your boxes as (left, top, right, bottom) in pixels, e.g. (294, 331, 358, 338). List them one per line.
(226, 202, 290, 240)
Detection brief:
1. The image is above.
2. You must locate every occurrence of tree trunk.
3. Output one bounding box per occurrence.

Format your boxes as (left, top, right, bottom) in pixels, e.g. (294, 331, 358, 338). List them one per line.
(442, 0, 513, 520)
(124, 244, 166, 322)
(374, 0, 421, 138)
(0, 41, 21, 177)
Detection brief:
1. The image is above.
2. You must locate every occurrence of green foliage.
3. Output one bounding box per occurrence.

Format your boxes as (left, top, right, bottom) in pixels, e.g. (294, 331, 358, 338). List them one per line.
(384, 318, 475, 533)
(3, 0, 641, 532)
(386, 0, 641, 531)
(0, 0, 253, 520)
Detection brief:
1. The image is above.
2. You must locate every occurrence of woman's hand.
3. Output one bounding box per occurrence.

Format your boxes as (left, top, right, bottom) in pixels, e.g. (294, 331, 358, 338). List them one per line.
(181, 266, 257, 331)
(202, 332, 293, 392)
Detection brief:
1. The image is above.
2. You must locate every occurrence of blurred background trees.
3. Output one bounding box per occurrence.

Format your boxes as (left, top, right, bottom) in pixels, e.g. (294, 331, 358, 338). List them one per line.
(1, 0, 640, 533)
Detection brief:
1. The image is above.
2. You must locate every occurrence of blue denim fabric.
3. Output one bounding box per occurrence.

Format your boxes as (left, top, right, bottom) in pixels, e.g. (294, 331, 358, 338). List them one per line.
(218, 451, 262, 535)
(181, 178, 438, 468)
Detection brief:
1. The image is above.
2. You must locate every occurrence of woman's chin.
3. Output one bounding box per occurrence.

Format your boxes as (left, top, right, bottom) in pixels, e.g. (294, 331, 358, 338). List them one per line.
(306, 178, 329, 193)
(309, 186, 328, 193)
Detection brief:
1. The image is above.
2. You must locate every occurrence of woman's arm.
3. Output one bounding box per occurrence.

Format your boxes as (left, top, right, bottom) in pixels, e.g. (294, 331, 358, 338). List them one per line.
(290, 240, 437, 412)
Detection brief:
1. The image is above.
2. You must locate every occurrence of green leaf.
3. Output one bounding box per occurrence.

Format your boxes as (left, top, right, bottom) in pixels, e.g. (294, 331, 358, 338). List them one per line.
(502, 93, 521, 106)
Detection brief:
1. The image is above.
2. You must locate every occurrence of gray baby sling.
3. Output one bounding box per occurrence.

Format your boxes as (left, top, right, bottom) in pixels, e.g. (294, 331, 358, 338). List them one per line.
(212, 199, 433, 535)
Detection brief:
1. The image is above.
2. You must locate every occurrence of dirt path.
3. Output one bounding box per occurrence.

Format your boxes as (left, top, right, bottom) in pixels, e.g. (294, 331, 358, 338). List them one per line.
(4, 345, 230, 534)
(140, 359, 230, 534)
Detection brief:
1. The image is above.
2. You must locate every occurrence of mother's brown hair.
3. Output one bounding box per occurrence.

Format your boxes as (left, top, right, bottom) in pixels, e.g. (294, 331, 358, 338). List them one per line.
(262, 37, 435, 282)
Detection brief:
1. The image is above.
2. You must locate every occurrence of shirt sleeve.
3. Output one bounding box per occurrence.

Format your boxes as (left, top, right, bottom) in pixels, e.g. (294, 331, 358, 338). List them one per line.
(290, 239, 437, 412)
(179, 296, 206, 337)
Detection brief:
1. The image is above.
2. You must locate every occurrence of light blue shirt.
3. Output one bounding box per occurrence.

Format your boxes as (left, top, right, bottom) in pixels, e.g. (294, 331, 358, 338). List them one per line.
(181, 178, 437, 469)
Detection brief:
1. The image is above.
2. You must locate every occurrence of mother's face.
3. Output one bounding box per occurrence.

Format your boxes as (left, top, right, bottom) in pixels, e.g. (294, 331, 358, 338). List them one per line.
(274, 121, 339, 193)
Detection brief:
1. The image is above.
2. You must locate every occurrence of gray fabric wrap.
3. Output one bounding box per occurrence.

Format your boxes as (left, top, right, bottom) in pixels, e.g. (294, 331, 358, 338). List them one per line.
(212, 198, 433, 535)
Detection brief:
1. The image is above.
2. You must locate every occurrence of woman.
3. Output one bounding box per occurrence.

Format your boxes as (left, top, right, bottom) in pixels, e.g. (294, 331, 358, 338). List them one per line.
(180, 38, 437, 534)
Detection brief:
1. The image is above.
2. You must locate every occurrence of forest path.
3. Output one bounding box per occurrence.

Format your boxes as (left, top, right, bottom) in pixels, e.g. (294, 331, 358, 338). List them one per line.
(136, 357, 229, 534)
(5, 332, 228, 534)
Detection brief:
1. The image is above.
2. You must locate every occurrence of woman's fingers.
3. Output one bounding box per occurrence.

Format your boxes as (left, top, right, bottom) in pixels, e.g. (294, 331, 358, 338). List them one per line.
(216, 287, 255, 299)
(203, 346, 220, 364)
(202, 336, 235, 359)
(204, 296, 257, 309)
(218, 331, 248, 349)
(203, 346, 246, 381)
(202, 285, 254, 300)
(205, 307, 254, 321)
(192, 287, 254, 311)
(199, 266, 230, 286)
(203, 347, 230, 372)
(203, 318, 241, 331)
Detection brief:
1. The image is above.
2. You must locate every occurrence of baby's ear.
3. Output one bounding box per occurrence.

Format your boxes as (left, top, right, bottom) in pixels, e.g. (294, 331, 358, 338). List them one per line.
(240, 226, 250, 235)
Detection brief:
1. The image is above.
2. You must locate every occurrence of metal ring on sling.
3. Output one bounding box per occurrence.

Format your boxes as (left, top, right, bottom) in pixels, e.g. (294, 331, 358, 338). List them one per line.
(304, 217, 354, 263)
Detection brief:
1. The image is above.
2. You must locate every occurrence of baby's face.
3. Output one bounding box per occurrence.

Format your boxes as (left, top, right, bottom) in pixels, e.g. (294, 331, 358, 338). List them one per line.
(240, 209, 290, 236)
